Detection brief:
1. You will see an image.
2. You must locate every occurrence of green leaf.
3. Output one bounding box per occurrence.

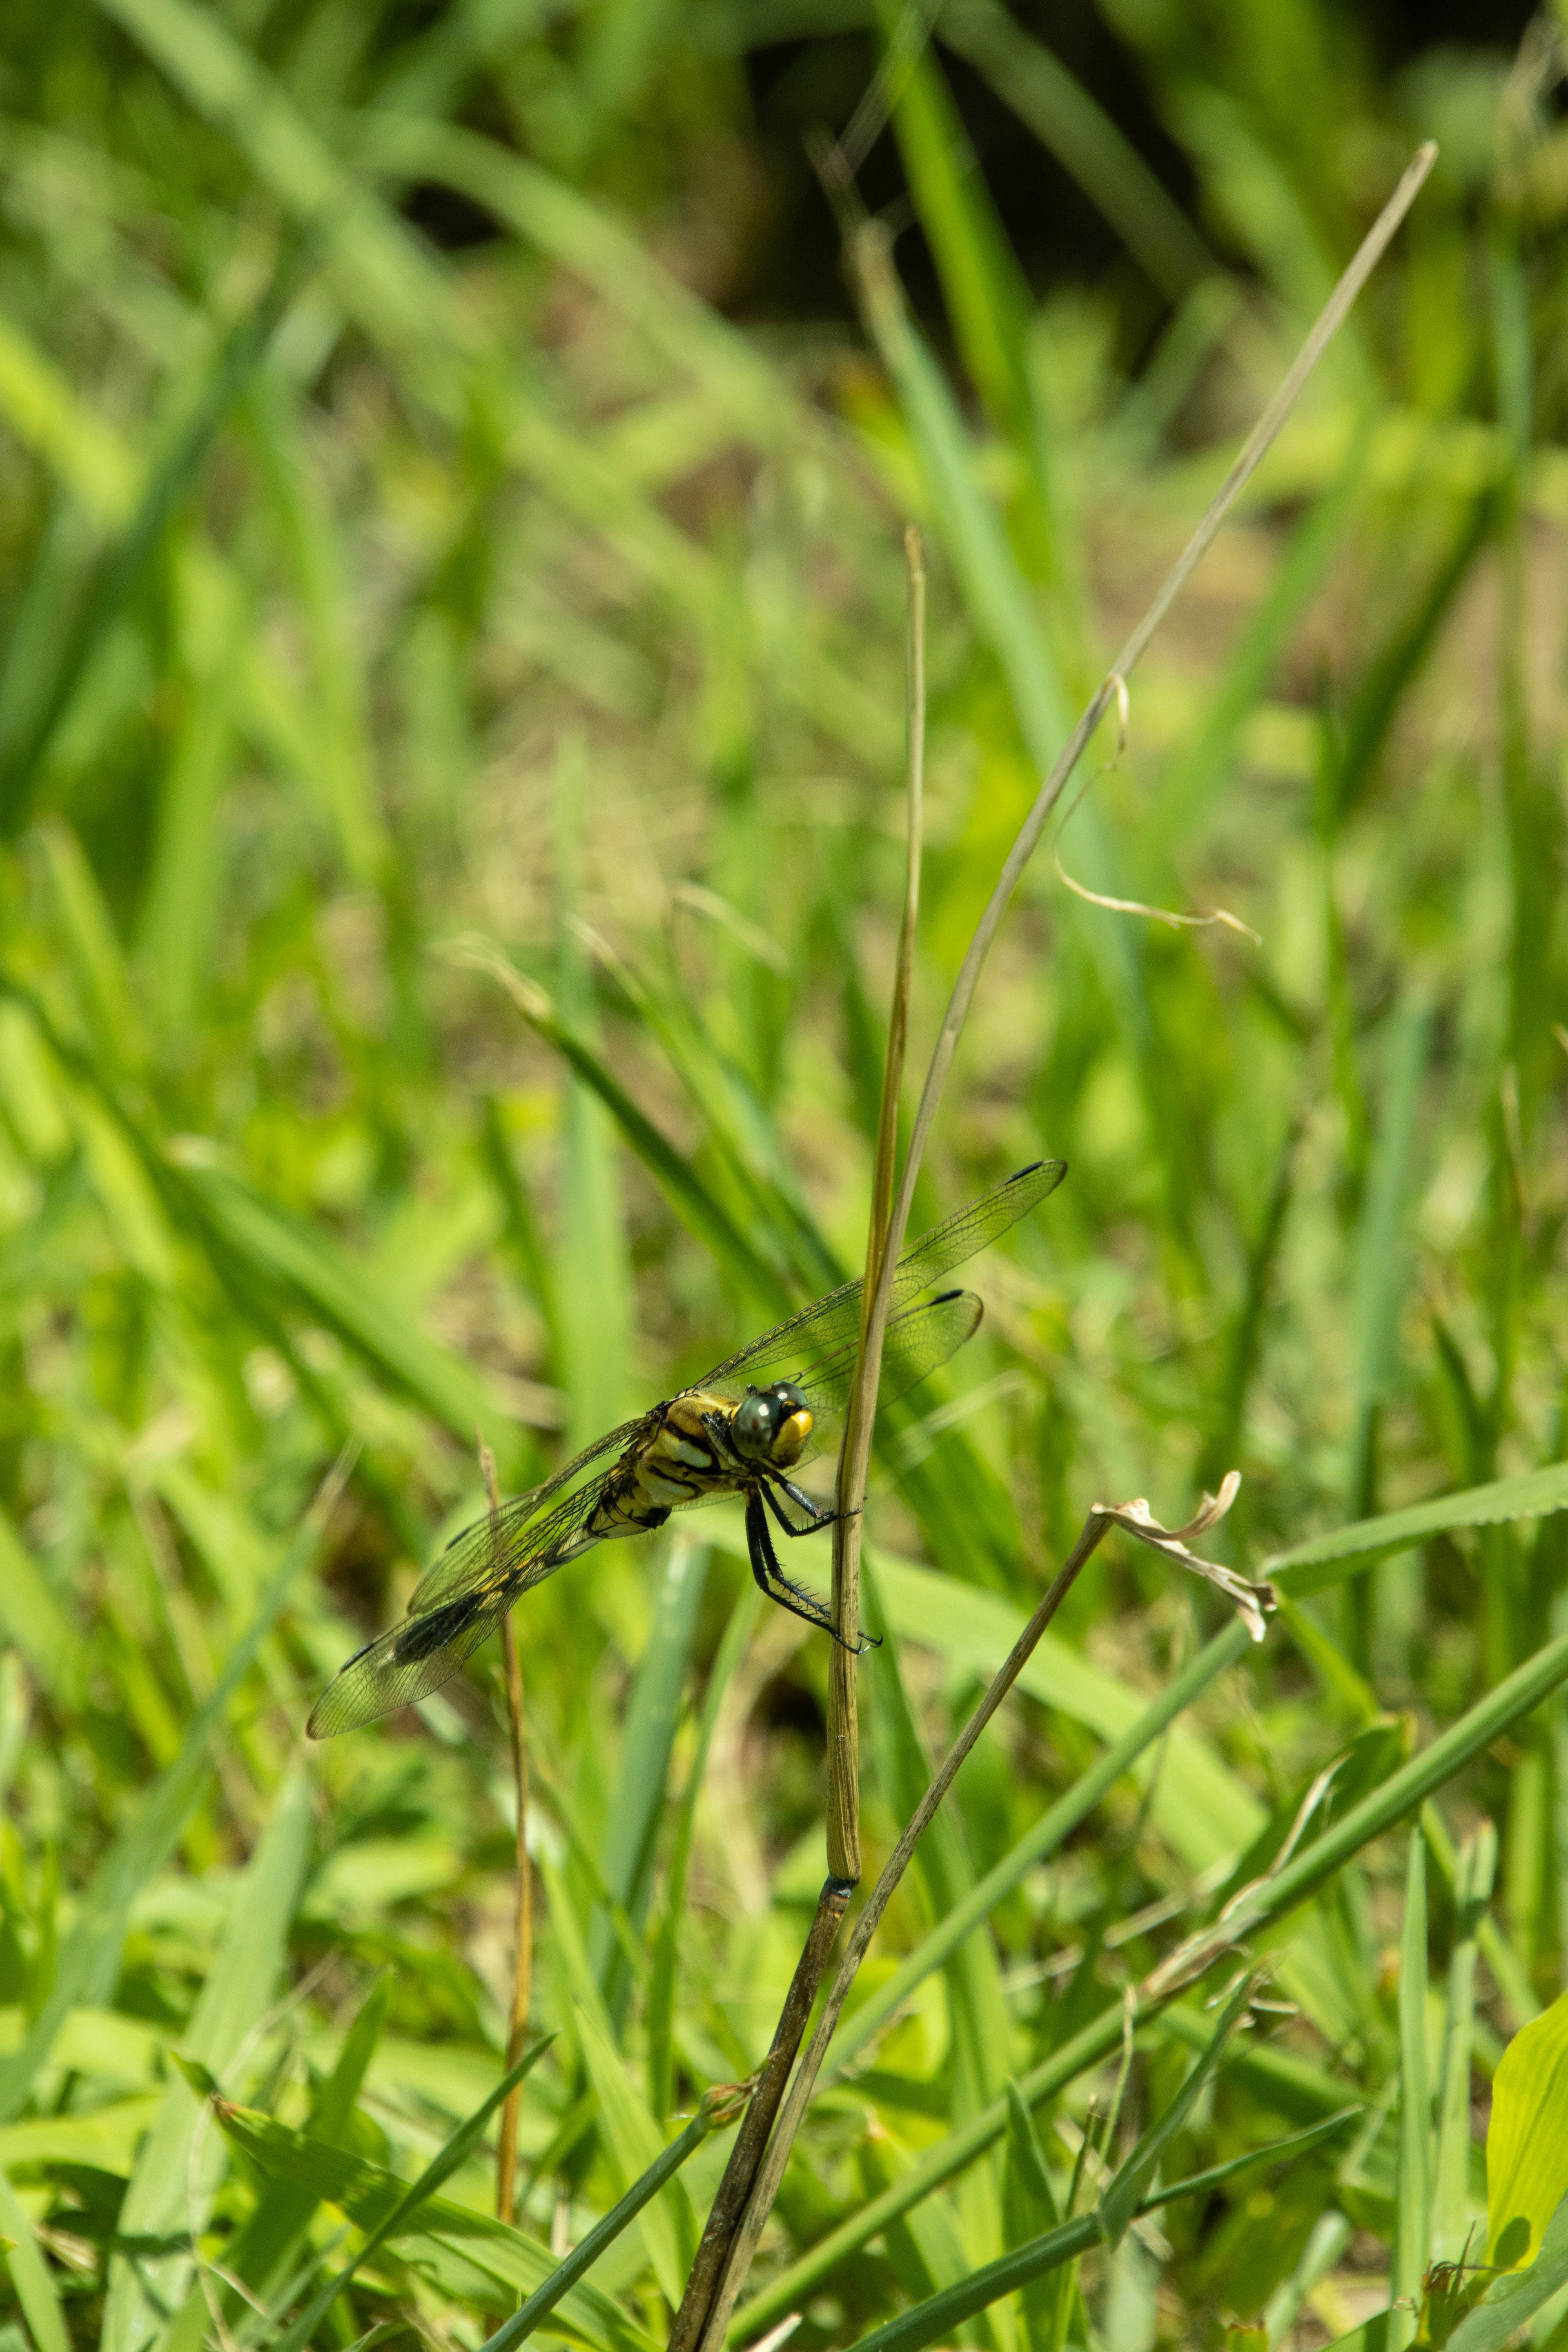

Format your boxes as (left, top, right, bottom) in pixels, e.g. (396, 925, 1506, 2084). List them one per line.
(1433, 1824, 1495, 2263)
(0, 2162, 69, 2352)
(1486, 1991, 1568, 2268)
(102, 1769, 314, 2352)
(477, 2085, 744, 2352)
(1267, 1462, 1568, 1597)
(1450, 2193, 1568, 2352)
(265, 2035, 555, 2352)
(574, 1999, 697, 2305)
(0, 1492, 334, 2123)
(1390, 1828, 1430, 2349)
(595, 1536, 707, 2024)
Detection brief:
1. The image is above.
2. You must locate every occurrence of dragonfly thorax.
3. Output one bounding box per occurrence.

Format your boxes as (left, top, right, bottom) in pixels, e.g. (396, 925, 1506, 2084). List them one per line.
(732, 1381, 813, 1468)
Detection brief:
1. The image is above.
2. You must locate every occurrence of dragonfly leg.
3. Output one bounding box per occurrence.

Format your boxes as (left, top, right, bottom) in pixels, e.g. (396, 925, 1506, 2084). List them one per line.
(744, 1490, 878, 1654)
(760, 1476, 840, 1541)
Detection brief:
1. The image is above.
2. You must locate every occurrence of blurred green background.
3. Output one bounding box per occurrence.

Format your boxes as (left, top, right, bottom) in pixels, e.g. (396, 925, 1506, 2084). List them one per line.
(2, 0, 1568, 2347)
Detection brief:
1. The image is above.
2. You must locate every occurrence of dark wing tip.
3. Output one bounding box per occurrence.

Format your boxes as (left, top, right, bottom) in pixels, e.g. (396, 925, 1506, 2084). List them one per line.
(1010, 1158, 1068, 1186)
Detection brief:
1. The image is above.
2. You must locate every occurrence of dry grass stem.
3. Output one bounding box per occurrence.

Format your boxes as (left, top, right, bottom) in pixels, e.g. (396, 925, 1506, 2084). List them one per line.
(826, 521, 927, 1884)
(677, 529, 928, 2343)
(680, 142, 1433, 2348)
(871, 140, 1437, 1279)
(693, 1479, 1252, 2351)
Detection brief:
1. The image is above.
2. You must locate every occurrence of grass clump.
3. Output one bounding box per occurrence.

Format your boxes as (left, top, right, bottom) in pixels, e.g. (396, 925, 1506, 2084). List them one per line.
(0, 7, 1566, 2352)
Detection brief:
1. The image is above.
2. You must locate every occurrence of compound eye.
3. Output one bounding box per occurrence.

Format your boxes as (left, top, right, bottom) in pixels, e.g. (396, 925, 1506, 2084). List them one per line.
(733, 1392, 777, 1453)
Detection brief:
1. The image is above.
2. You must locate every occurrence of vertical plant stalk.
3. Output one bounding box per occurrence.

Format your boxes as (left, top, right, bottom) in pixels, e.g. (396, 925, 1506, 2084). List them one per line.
(826, 522, 927, 1884)
(673, 529, 927, 2352)
(679, 140, 1435, 2350)
(866, 140, 1437, 1282)
(693, 1483, 1253, 2352)
(482, 1437, 533, 2227)
(669, 1880, 852, 2352)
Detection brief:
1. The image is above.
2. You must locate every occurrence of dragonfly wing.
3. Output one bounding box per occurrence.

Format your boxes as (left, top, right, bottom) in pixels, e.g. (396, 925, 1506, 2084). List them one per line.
(688, 1160, 1064, 1404)
(693, 1275, 864, 1403)
(306, 1586, 516, 1738)
(889, 1160, 1066, 1310)
(310, 1474, 621, 1735)
(403, 1415, 645, 1616)
(779, 1290, 984, 1427)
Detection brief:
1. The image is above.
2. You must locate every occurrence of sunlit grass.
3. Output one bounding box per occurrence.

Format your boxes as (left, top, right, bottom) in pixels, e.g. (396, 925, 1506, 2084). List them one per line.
(0, 5, 1565, 2351)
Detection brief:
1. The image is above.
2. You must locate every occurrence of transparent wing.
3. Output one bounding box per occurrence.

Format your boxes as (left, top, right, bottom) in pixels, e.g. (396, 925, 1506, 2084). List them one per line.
(693, 1160, 1064, 1403)
(403, 1412, 646, 1617)
(307, 1586, 520, 1738)
(308, 1471, 622, 1736)
(788, 1289, 984, 1426)
(663, 1291, 985, 1511)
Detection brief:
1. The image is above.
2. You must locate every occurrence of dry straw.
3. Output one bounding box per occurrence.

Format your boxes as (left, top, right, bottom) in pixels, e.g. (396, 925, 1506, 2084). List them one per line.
(675, 138, 1438, 2350)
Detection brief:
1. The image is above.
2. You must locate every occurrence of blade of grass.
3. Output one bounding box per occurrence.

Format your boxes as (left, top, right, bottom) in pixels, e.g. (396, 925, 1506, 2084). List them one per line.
(478, 2084, 752, 2352)
(102, 1768, 314, 2352)
(1390, 1827, 1430, 2351)
(265, 2036, 555, 2352)
(1432, 1822, 1495, 2264)
(595, 1537, 708, 2028)
(729, 1610, 1568, 2335)
(649, 1586, 763, 2123)
(0, 1459, 347, 2123)
(0, 2164, 69, 2352)
(935, 0, 1218, 299)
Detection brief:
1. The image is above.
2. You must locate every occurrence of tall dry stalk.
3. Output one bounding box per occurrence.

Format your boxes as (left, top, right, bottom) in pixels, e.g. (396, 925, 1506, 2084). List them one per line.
(669, 528, 928, 2352)
(674, 139, 1438, 2348)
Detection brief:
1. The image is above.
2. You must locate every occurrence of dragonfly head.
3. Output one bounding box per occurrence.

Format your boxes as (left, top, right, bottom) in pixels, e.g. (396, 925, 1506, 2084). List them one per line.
(733, 1381, 813, 1468)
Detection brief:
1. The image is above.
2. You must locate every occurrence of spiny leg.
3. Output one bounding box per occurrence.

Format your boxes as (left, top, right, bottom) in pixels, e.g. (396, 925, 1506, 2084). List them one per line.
(763, 1473, 858, 1537)
(744, 1490, 875, 1654)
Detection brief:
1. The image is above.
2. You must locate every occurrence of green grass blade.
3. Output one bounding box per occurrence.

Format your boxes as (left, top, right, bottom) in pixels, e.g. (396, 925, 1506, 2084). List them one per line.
(218, 1975, 393, 2319)
(1448, 2196, 1568, 2352)
(574, 2000, 697, 2305)
(595, 1537, 708, 2025)
(937, 0, 1217, 298)
(865, 1558, 1013, 2119)
(0, 1488, 335, 2123)
(1432, 1823, 1495, 2264)
(1099, 1975, 1254, 2247)
(1268, 1463, 1568, 1597)
(0, 2162, 69, 2352)
(102, 1769, 313, 2352)
(264, 2037, 554, 2352)
(477, 2098, 731, 2352)
(880, 31, 1034, 443)
(0, 249, 308, 825)
(648, 1584, 760, 2121)
(1390, 1829, 1430, 2350)
(470, 947, 789, 1308)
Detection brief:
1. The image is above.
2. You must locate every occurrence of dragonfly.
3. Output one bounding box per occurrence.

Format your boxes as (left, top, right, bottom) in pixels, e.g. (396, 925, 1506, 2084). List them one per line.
(308, 1158, 1066, 1737)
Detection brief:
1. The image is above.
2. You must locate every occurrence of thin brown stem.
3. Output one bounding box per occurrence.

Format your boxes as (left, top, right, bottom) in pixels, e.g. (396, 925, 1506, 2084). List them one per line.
(668, 1875, 853, 2352)
(693, 1510, 1116, 2352)
(481, 1436, 533, 2227)
(679, 530, 928, 2341)
(825, 523, 927, 1885)
(682, 140, 1434, 2352)
(866, 141, 1437, 1293)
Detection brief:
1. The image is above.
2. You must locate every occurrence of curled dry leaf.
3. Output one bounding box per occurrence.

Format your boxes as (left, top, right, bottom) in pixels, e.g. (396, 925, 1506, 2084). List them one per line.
(1093, 1472, 1276, 1644)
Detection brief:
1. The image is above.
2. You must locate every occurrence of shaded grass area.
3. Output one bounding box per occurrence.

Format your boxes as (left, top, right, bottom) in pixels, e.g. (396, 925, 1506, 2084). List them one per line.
(0, 3, 1567, 2350)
